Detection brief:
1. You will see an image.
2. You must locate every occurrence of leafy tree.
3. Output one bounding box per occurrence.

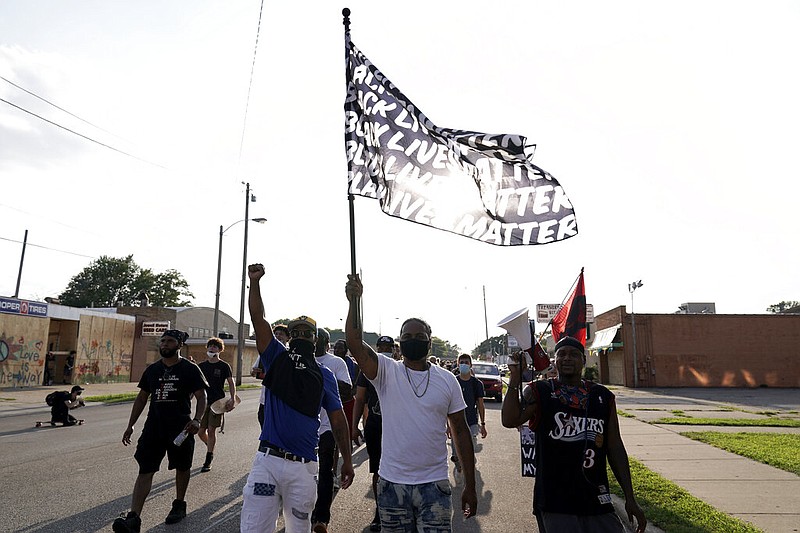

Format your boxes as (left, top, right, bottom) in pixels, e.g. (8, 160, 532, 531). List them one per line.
(472, 334, 508, 360)
(59, 255, 194, 307)
(766, 301, 800, 313)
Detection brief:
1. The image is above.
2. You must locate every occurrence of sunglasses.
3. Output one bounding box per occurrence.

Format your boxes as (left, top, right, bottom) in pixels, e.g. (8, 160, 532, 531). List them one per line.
(290, 329, 314, 339)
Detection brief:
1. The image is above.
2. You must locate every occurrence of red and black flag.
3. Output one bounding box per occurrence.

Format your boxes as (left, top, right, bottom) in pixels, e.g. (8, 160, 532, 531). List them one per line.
(551, 269, 587, 346)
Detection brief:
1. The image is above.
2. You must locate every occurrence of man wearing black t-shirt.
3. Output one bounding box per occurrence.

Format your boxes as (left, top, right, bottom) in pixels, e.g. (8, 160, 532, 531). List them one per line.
(450, 354, 486, 472)
(113, 330, 208, 533)
(501, 336, 646, 533)
(50, 385, 85, 425)
(197, 337, 236, 472)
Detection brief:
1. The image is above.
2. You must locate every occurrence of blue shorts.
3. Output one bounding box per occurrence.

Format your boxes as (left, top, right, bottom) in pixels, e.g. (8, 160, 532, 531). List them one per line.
(377, 477, 452, 532)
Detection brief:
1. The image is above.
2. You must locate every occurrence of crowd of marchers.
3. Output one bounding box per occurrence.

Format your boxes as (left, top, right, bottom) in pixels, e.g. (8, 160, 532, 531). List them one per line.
(109, 263, 646, 533)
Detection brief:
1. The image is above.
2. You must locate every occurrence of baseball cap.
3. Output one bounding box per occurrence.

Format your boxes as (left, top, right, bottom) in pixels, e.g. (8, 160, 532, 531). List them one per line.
(287, 315, 317, 331)
(71, 385, 85, 394)
(376, 335, 394, 346)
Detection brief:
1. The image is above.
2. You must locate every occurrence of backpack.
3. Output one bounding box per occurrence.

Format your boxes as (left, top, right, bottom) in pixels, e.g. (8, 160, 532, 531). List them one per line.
(45, 392, 58, 406)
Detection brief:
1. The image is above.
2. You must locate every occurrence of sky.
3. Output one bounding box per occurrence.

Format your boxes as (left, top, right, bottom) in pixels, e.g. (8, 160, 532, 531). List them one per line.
(1, 1, 798, 352)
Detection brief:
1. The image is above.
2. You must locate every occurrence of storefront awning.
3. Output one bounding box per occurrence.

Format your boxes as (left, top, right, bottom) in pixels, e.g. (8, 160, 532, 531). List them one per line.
(589, 324, 621, 352)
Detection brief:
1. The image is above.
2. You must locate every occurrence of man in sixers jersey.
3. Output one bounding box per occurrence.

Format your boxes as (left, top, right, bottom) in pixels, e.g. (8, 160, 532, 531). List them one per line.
(501, 336, 646, 533)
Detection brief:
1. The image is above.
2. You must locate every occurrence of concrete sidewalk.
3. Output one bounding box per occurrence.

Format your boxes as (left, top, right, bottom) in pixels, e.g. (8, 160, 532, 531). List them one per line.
(3, 382, 798, 532)
(613, 387, 800, 533)
(619, 416, 800, 532)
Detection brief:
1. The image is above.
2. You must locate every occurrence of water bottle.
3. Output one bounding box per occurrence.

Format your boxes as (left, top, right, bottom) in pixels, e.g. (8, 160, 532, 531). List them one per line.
(173, 430, 189, 446)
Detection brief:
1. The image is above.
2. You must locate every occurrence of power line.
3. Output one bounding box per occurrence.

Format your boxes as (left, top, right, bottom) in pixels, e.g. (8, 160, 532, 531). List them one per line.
(236, 0, 266, 167)
(0, 74, 128, 141)
(0, 203, 107, 238)
(0, 97, 166, 169)
(0, 235, 95, 259)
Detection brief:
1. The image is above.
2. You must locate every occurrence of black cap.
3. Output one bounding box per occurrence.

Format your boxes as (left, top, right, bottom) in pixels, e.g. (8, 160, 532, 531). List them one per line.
(377, 335, 394, 346)
(71, 385, 85, 394)
(554, 336, 585, 354)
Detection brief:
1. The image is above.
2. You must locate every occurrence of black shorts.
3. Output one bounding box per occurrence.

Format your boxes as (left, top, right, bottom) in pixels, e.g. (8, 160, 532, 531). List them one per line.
(134, 428, 194, 474)
(364, 424, 382, 473)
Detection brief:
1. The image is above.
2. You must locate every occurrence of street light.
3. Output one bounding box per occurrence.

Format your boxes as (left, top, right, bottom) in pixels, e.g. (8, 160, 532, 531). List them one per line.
(236, 182, 261, 386)
(212, 216, 267, 337)
(628, 280, 643, 388)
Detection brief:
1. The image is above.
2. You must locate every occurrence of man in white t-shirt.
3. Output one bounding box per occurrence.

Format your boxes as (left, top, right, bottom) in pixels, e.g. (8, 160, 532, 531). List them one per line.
(251, 324, 290, 428)
(345, 274, 478, 531)
(312, 327, 353, 533)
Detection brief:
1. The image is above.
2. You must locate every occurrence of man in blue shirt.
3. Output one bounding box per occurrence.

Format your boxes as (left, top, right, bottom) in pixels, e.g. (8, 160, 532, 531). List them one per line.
(240, 263, 354, 533)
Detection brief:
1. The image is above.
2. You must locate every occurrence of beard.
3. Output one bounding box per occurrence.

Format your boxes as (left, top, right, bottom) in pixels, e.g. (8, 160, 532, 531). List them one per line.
(160, 346, 180, 359)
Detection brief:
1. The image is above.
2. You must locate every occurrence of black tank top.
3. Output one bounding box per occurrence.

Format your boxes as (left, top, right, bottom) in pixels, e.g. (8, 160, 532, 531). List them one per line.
(531, 378, 616, 515)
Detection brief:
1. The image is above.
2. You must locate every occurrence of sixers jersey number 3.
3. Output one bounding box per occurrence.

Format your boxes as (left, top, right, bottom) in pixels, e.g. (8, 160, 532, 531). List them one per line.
(531, 379, 616, 515)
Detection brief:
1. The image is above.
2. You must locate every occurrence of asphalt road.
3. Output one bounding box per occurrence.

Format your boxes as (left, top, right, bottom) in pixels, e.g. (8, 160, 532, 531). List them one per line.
(0, 390, 538, 532)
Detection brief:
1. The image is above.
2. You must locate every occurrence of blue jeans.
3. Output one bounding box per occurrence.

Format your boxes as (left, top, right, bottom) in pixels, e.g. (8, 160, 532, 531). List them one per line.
(377, 477, 452, 532)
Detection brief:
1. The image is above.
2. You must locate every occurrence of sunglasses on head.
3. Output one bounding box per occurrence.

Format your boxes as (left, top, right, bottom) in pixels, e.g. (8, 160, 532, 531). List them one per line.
(290, 329, 314, 339)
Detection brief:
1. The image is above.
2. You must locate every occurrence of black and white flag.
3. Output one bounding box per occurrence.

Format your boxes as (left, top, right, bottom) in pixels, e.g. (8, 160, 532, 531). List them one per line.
(344, 41, 578, 246)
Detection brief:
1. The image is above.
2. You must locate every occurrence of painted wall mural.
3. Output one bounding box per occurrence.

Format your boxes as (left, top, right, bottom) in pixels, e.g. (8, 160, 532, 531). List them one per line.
(75, 315, 135, 384)
(0, 314, 48, 387)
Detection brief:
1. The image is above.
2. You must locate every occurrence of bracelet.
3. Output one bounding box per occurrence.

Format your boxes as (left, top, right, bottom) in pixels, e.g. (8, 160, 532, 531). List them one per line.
(507, 385, 520, 390)
(480, 422, 486, 426)
(191, 418, 200, 424)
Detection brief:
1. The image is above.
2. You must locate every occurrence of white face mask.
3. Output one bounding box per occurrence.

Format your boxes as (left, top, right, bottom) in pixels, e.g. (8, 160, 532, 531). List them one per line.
(207, 351, 219, 358)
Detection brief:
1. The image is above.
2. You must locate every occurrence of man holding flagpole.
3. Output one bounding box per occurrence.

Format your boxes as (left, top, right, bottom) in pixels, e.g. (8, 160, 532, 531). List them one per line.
(345, 273, 477, 532)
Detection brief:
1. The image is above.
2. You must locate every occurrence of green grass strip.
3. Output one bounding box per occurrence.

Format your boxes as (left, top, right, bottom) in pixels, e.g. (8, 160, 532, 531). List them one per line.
(607, 458, 762, 532)
(653, 417, 800, 427)
(85, 382, 261, 404)
(681, 432, 800, 476)
(84, 393, 139, 403)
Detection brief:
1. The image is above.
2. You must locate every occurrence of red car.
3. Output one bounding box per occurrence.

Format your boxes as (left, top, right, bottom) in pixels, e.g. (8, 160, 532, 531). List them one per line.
(472, 362, 503, 402)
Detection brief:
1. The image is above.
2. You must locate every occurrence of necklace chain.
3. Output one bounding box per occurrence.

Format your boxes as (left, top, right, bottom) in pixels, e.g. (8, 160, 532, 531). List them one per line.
(404, 363, 431, 398)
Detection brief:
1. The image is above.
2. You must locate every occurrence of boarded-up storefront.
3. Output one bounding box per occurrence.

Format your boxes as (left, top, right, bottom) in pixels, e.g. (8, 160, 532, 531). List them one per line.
(74, 315, 135, 383)
(0, 313, 49, 387)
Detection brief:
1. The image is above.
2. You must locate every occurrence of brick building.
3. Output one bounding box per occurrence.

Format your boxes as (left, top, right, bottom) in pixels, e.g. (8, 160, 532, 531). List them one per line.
(591, 306, 800, 388)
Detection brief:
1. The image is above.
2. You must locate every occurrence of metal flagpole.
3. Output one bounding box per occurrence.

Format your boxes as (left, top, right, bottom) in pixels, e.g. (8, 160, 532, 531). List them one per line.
(343, 7, 361, 330)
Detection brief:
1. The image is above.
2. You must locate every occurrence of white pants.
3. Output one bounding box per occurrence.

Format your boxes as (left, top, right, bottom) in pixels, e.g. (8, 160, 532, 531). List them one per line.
(241, 451, 319, 533)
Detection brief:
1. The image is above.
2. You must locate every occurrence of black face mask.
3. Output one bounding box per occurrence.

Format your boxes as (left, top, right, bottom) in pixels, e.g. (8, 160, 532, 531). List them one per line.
(289, 338, 315, 357)
(400, 339, 430, 361)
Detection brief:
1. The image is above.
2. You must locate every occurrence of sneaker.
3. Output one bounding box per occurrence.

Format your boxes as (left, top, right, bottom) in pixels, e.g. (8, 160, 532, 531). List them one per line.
(112, 511, 141, 533)
(312, 522, 328, 533)
(201, 452, 213, 472)
(369, 508, 381, 531)
(165, 499, 187, 524)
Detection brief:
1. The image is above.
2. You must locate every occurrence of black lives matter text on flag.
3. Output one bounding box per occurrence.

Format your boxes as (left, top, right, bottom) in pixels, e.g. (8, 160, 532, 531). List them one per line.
(344, 41, 578, 246)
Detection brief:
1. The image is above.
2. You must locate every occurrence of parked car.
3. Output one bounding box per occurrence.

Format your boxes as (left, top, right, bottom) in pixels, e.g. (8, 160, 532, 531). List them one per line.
(472, 362, 503, 402)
